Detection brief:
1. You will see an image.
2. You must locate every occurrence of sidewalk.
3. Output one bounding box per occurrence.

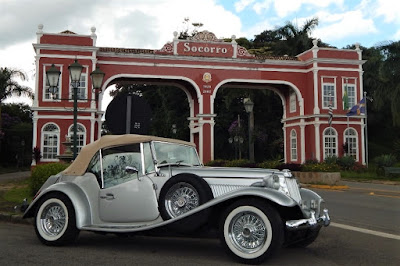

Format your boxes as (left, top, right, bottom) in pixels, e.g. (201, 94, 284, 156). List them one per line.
(0, 171, 31, 183)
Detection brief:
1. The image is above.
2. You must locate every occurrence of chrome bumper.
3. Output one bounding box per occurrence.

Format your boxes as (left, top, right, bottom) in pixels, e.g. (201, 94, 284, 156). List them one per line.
(286, 209, 330, 231)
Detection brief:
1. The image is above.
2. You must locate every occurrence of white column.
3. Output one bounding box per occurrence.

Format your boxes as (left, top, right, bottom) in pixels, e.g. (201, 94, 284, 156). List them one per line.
(313, 69, 320, 114)
(314, 119, 320, 161)
(283, 126, 287, 163)
(361, 123, 366, 165)
(300, 121, 305, 163)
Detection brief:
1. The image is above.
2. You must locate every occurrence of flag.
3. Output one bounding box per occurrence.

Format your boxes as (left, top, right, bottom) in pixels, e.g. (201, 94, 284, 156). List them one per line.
(343, 86, 349, 110)
(346, 98, 365, 116)
(328, 102, 333, 126)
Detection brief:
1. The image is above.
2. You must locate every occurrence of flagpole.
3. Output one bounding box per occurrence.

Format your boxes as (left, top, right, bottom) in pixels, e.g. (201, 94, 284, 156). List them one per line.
(345, 78, 349, 155)
(364, 91, 368, 167)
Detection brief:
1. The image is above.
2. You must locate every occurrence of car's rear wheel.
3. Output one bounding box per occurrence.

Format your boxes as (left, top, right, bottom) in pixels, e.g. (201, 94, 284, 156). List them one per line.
(34, 193, 79, 246)
(219, 199, 283, 264)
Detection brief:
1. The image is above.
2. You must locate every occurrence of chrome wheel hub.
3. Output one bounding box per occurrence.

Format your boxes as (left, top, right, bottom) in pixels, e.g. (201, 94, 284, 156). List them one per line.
(165, 182, 199, 217)
(40, 203, 66, 236)
(229, 212, 267, 253)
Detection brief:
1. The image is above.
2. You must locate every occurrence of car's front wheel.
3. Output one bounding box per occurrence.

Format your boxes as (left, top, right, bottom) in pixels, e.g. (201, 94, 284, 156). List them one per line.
(34, 193, 79, 246)
(219, 199, 283, 264)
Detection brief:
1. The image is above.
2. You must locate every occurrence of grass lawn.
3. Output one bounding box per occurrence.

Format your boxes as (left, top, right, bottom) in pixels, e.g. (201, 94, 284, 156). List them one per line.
(341, 170, 400, 182)
(0, 179, 32, 214)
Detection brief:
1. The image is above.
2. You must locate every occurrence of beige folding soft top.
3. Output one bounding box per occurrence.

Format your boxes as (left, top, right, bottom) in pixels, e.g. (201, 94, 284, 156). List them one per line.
(63, 134, 195, 176)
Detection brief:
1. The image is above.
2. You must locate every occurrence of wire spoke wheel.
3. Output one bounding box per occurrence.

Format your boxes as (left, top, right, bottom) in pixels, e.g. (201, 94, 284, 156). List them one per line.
(165, 182, 200, 218)
(34, 194, 79, 246)
(220, 199, 283, 264)
(229, 211, 267, 253)
(40, 203, 67, 237)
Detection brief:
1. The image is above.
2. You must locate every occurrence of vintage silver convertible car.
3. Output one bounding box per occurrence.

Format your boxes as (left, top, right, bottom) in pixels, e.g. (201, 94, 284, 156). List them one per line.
(24, 134, 330, 264)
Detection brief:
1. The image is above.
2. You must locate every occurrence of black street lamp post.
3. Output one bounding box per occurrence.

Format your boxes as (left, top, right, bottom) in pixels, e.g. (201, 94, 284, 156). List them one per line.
(68, 60, 84, 160)
(46, 60, 105, 160)
(243, 98, 254, 162)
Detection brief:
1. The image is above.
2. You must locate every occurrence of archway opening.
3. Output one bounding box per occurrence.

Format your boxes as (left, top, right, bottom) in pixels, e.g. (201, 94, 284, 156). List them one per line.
(214, 83, 287, 162)
(100, 78, 196, 142)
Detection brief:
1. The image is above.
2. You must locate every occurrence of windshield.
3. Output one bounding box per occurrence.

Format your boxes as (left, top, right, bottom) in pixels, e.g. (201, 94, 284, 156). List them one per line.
(153, 141, 201, 166)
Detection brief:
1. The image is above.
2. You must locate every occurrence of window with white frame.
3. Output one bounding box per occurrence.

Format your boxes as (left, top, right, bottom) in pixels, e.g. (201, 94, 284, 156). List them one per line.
(323, 127, 337, 159)
(44, 66, 61, 100)
(322, 83, 336, 108)
(70, 69, 87, 100)
(289, 91, 296, 113)
(344, 128, 357, 159)
(290, 129, 297, 161)
(42, 123, 59, 160)
(68, 124, 86, 153)
(343, 84, 356, 109)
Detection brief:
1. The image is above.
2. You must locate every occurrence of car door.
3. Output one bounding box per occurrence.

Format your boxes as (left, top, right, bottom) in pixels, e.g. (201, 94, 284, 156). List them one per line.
(98, 143, 159, 223)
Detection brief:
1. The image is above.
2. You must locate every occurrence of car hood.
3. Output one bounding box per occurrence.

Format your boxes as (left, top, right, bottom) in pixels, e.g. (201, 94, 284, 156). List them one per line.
(168, 166, 287, 179)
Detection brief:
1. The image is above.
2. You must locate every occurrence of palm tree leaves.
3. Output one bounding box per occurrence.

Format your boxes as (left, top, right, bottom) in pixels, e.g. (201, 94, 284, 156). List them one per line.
(0, 67, 33, 101)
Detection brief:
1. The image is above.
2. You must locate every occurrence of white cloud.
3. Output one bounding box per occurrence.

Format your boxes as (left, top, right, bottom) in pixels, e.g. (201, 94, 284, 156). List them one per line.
(375, 0, 400, 24)
(243, 19, 275, 39)
(313, 10, 377, 46)
(252, 0, 272, 15)
(234, 0, 256, 12)
(0, 0, 244, 106)
(272, 0, 343, 18)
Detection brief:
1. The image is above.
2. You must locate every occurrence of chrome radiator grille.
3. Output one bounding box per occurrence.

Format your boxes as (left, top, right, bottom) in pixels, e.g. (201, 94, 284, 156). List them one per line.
(286, 178, 302, 203)
(210, 184, 246, 198)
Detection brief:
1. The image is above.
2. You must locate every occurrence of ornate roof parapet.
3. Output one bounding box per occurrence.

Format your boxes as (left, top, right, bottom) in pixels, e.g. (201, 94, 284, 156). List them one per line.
(188, 30, 223, 42)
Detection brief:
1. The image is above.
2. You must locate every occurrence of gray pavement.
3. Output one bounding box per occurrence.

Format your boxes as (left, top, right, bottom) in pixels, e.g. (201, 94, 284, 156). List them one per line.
(0, 170, 31, 183)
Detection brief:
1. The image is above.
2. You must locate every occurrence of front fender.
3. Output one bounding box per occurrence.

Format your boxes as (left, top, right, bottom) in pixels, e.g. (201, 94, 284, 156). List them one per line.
(206, 186, 298, 208)
(23, 182, 92, 228)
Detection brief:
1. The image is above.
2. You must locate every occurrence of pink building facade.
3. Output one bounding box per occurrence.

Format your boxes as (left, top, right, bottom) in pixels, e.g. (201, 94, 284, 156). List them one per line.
(32, 25, 366, 164)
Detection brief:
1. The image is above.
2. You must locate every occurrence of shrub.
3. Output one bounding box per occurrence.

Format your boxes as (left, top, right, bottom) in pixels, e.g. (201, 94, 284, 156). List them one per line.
(337, 156, 356, 170)
(324, 155, 338, 165)
(301, 162, 340, 172)
(277, 163, 302, 171)
(373, 154, 397, 170)
(224, 159, 257, 168)
(257, 160, 281, 169)
(30, 163, 70, 196)
(204, 159, 228, 167)
(351, 162, 368, 173)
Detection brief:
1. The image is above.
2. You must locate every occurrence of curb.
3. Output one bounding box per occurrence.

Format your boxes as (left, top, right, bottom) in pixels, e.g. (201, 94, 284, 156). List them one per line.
(301, 184, 349, 190)
(0, 212, 33, 225)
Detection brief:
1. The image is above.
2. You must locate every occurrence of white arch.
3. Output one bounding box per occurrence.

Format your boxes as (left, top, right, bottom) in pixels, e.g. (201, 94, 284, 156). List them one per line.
(290, 129, 298, 161)
(100, 73, 202, 114)
(343, 127, 359, 161)
(212, 79, 304, 116)
(41, 122, 60, 162)
(323, 127, 338, 159)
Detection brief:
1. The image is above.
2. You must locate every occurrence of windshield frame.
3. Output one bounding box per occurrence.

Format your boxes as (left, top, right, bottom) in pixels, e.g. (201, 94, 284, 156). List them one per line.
(151, 141, 202, 168)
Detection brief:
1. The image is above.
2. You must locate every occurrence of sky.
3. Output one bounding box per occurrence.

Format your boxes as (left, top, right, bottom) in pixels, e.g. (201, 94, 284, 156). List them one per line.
(1, 0, 399, 108)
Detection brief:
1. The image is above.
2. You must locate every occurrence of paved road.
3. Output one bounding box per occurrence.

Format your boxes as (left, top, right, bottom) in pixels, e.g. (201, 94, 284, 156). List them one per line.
(0, 222, 399, 265)
(315, 181, 400, 235)
(1, 179, 399, 265)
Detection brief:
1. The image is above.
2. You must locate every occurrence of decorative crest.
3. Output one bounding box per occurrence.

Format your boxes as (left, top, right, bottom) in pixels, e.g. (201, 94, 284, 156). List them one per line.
(189, 31, 222, 42)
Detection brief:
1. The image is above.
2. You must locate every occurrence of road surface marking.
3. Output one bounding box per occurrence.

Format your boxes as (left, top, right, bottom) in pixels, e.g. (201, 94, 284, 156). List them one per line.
(369, 193, 400, 199)
(350, 187, 400, 194)
(331, 222, 400, 240)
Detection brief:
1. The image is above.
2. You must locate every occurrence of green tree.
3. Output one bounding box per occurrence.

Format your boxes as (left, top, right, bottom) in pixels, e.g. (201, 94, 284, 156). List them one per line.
(274, 18, 319, 56)
(0, 103, 33, 167)
(376, 41, 400, 126)
(0, 67, 33, 135)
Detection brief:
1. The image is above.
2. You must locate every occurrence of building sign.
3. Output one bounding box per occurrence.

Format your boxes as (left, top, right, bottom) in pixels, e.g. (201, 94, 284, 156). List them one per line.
(177, 42, 233, 58)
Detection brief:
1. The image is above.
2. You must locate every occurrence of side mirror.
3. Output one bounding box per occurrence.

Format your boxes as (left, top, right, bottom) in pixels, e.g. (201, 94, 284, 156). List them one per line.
(125, 166, 138, 174)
